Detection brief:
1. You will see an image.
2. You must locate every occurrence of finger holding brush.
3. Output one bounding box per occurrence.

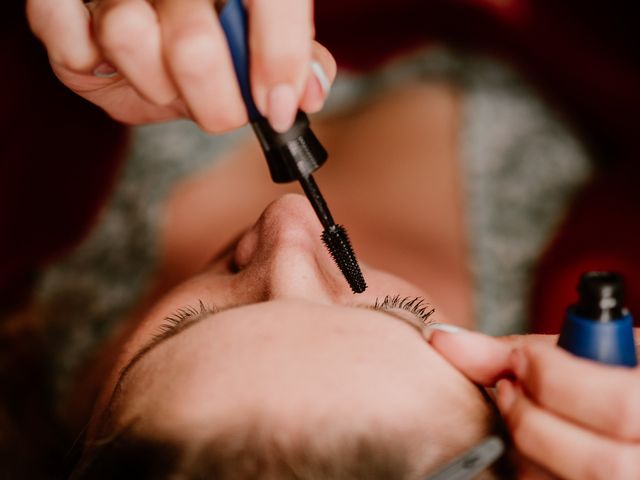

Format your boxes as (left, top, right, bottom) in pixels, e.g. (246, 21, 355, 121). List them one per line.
(25, 0, 336, 132)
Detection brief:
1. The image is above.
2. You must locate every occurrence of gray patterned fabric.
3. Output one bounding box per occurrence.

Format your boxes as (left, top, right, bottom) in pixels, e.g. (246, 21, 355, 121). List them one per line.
(457, 57, 592, 334)
(33, 49, 591, 410)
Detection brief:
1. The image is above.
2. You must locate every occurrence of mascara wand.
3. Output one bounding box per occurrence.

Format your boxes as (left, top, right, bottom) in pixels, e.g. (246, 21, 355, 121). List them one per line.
(300, 175, 367, 294)
(217, 0, 367, 293)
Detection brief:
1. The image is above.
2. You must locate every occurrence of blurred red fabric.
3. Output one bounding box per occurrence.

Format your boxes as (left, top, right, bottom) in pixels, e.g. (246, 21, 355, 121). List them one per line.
(0, 3, 127, 313)
(2, 0, 638, 329)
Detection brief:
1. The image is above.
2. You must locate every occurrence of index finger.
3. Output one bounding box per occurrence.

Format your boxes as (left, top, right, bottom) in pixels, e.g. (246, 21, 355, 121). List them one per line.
(428, 328, 557, 385)
(248, 0, 313, 130)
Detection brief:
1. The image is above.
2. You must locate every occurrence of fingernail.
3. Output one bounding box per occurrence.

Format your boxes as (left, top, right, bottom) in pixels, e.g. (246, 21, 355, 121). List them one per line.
(93, 62, 118, 79)
(425, 322, 467, 334)
(422, 322, 467, 341)
(310, 60, 331, 96)
(510, 348, 527, 378)
(267, 84, 297, 133)
(496, 379, 516, 412)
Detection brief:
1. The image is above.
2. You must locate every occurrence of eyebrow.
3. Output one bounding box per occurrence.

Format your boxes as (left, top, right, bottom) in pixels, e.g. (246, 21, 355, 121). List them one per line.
(97, 303, 425, 435)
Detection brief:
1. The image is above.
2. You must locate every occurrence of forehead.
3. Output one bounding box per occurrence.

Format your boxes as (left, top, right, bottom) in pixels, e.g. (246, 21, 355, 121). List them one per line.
(133, 299, 429, 375)
(115, 300, 484, 437)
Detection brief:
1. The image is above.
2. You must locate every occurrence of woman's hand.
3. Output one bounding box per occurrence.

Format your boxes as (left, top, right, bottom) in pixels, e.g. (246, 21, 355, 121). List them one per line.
(429, 327, 640, 479)
(26, 0, 336, 132)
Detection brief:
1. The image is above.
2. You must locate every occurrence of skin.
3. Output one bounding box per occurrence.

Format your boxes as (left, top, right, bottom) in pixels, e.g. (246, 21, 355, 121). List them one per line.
(87, 194, 492, 475)
(26, 0, 337, 132)
(431, 329, 640, 479)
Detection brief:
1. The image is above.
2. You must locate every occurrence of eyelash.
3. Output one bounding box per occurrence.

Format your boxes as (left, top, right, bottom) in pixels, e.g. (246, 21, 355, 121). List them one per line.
(372, 295, 436, 323)
(155, 294, 435, 339)
(153, 300, 215, 341)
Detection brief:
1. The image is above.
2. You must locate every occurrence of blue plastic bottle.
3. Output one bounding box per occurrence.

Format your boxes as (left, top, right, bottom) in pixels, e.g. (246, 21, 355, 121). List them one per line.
(557, 272, 637, 367)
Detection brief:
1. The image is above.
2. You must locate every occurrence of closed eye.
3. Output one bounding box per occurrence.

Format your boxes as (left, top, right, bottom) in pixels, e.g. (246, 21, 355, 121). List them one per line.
(152, 300, 217, 342)
(155, 294, 435, 342)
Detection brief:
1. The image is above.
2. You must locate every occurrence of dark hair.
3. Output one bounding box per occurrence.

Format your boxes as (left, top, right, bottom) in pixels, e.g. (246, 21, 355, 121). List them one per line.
(71, 402, 515, 480)
(71, 424, 411, 480)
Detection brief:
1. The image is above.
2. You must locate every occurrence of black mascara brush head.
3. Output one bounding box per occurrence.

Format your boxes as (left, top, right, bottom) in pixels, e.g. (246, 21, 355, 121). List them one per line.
(321, 224, 367, 294)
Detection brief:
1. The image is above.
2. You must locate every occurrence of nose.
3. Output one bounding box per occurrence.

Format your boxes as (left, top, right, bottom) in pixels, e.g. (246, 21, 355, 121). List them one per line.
(233, 194, 348, 301)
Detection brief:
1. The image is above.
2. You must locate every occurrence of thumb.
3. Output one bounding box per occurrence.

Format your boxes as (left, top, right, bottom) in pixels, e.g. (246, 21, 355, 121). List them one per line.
(427, 326, 557, 386)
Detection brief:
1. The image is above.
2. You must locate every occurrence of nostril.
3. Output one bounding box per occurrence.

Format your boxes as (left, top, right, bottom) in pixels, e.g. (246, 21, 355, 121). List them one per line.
(228, 255, 241, 273)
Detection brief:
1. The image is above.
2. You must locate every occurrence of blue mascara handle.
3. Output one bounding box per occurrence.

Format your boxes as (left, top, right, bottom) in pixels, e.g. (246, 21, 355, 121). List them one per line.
(218, 0, 262, 121)
(557, 272, 637, 367)
(558, 309, 637, 367)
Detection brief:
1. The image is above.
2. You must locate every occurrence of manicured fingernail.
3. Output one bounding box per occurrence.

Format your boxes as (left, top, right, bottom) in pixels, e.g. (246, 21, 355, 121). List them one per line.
(310, 60, 331, 96)
(425, 322, 467, 334)
(496, 379, 516, 412)
(422, 322, 467, 341)
(267, 84, 297, 133)
(93, 62, 118, 78)
(510, 348, 527, 378)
